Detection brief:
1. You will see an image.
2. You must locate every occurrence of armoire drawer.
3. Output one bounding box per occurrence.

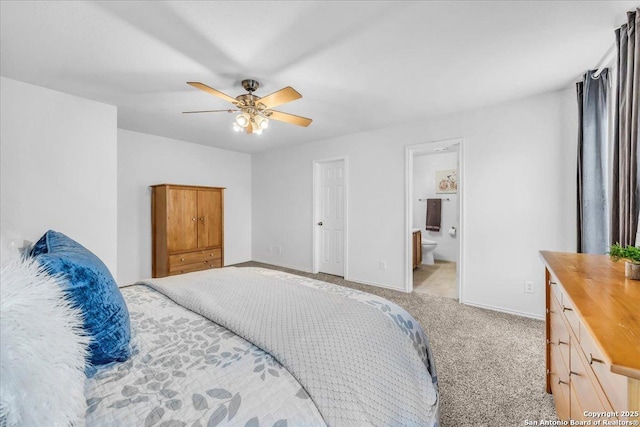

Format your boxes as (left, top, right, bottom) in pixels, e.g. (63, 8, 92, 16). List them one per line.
(169, 258, 222, 275)
(169, 248, 222, 267)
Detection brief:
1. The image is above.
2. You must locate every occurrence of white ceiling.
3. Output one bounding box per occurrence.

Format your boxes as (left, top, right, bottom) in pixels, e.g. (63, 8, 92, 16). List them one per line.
(0, 1, 635, 153)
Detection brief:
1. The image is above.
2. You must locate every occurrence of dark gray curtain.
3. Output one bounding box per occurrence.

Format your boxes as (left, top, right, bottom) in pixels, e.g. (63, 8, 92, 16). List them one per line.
(611, 9, 640, 247)
(577, 69, 609, 254)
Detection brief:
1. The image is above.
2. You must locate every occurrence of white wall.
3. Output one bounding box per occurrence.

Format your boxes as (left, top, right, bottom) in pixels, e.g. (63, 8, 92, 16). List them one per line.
(253, 88, 577, 318)
(117, 129, 252, 285)
(413, 151, 459, 262)
(0, 75, 576, 319)
(0, 77, 118, 274)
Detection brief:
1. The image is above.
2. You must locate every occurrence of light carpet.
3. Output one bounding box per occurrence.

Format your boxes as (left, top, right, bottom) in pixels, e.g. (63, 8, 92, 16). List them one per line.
(413, 261, 458, 299)
(235, 261, 557, 427)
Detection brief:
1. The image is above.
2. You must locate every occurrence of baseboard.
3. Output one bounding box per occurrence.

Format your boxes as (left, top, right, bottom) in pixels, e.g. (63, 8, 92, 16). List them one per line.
(224, 258, 252, 267)
(345, 276, 407, 293)
(250, 262, 406, 293)
(462, 299, 544, 320)
(250, 258, 314, 274)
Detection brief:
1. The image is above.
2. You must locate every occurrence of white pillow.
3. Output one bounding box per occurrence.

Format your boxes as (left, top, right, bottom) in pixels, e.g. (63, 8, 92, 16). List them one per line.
(0, 238, 89, 426)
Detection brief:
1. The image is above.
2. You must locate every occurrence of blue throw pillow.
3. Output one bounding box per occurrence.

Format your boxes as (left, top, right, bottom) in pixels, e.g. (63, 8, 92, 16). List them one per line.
(32, 230, 130, 376)
(30, 234, 49, 257)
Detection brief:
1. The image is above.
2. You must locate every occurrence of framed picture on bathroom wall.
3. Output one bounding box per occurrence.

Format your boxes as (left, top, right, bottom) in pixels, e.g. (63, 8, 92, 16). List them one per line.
(435, 169, 457, 194)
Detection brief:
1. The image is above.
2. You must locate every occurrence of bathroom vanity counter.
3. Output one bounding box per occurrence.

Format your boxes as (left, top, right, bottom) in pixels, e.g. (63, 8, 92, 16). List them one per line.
(412, 230, 422, 270)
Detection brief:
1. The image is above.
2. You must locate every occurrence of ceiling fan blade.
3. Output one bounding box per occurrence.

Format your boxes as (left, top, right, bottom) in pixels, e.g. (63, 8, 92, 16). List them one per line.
(187, 82, 237, 104)
(182, 109, 238, 114)
(267, 110, 313, 127)
(256, 86, 301, 109)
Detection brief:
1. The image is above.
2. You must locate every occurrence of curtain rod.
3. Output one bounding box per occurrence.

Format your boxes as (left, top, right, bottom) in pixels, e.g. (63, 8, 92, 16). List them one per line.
(593, 44, 616, 78)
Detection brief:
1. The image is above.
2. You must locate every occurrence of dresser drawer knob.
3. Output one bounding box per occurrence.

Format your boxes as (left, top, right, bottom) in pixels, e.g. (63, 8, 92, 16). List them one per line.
(589, 353, 605, 365)
(562, 305, 573, 312)
(180, 258, 185, 262)
(210, 253, 213, 256)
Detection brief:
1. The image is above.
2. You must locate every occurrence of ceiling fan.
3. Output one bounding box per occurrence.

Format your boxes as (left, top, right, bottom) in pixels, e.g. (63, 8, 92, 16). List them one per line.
(183, 79, 312, 135)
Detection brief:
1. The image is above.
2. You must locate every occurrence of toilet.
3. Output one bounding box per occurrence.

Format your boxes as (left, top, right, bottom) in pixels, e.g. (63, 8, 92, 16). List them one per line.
(421, 238, 438, 265)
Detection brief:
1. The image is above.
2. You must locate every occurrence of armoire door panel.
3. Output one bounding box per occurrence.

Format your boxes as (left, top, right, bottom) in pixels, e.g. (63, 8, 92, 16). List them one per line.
(197, 190, 222, 248)
(167, 188, 198, 252)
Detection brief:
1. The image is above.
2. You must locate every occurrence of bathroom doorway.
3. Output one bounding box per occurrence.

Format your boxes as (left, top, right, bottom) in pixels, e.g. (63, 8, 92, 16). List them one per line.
(405, 138, 464, 301)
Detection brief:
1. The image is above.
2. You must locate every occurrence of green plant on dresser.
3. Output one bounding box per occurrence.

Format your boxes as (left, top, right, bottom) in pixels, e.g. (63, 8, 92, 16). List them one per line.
(609, 243, 640, 263)
(609, 243, 640, 280)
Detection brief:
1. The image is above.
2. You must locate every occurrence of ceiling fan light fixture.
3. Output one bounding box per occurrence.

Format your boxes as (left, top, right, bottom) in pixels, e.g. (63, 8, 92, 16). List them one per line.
(254, 115, 269, 130)
(235, 113, 250, 128)
(186, 80, 312, 136)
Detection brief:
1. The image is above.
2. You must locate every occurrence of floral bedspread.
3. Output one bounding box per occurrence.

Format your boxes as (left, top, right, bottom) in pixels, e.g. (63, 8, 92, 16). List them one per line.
(85, 267, 438, 426)
(84, 284, 324, 427)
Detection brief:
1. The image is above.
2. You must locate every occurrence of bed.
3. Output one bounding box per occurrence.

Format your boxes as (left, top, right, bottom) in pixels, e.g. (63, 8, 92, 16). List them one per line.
(84, 267, 440, 427)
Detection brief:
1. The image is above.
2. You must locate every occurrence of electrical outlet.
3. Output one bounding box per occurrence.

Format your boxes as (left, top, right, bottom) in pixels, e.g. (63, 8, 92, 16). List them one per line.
(524, 280, 535, 294)
(380, 261, 387, 271)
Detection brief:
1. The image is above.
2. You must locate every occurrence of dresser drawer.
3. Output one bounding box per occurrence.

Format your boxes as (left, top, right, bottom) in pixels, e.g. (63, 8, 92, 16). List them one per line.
(548, 277, 580, 337)
(549, 293, 570, 367)
(549, 274, 563, 303)
(578, 322, 628, 412)
(570, 338, 613, 415)
(169, 248, 222, 266)
(550, 343, 571, 421)
(169, 258, 222, 275)
(570, 387, 586, 422)
(558, 294, 580, 340)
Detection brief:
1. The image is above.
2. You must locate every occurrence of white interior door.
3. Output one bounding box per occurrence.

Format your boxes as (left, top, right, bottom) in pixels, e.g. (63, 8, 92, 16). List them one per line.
(317, 160, 344, 276)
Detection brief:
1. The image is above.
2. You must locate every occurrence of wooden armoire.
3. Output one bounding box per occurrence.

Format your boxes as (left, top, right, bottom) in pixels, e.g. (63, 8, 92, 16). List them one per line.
(151, 184, 224, 277)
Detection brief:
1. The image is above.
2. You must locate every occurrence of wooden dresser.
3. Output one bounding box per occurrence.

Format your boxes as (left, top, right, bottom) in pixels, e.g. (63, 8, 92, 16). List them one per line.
(152, 184, 224, 277)
(540, 251, 640, 423)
